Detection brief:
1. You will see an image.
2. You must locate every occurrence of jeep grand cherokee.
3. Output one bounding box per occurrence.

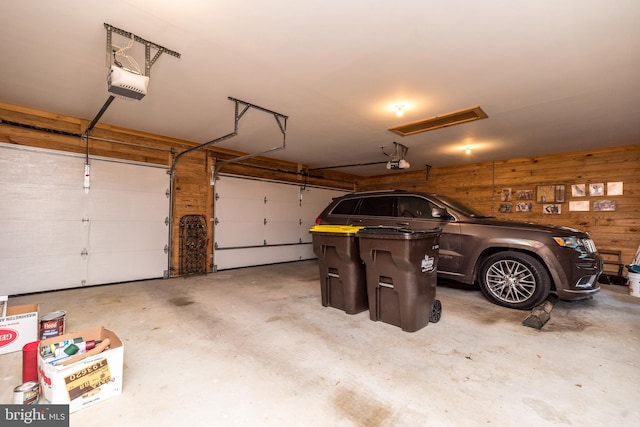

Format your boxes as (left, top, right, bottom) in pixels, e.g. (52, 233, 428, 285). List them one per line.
(315, 191, 602, 310)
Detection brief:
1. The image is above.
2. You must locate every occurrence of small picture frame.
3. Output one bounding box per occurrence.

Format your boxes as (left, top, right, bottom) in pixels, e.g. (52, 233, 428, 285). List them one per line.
(594, 200, 616, 211)
(589, 183, 604, 197)
(543, 204, 562, 214)
(569, 201, 590, 212)
(607, 182, 623, 196)
(516, 190, 533, 200)
(571, 184, 586, 198)
(499, 203, 513, 213)
(537, 185, 565, 203)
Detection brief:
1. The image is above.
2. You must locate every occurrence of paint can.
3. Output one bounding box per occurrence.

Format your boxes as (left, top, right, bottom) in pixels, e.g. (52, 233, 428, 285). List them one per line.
(13, 381, 39, 405)
(39, 310, 66, 339)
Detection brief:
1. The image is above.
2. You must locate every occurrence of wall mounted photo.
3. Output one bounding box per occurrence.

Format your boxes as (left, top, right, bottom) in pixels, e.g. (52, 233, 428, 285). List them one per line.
(543, 204, 562, 214)
(594, 200, 616, 211)
(501, 188, 512, 202)
(515, 202, 532, 212)
(537, 185, 565, 203)
(516, 190, 533, 200)
(589, 183, 605, 196)
(569, 200, 590, 211)
(607, 181, 623, 196)
(499, 203, 513, 213)
(571, 184, 586, 197)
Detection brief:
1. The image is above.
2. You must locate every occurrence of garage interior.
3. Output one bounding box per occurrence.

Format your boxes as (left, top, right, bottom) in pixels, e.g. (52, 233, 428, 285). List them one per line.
(1, 1, 639, 426)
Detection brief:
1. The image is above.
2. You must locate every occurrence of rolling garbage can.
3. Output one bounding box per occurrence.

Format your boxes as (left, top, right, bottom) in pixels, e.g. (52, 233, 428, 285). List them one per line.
(358, 227, 441, 332)
(309, 225, 367, 314)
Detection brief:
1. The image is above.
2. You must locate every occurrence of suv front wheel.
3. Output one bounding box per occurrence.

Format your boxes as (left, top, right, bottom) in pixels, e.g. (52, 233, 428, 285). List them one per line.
(478, 252, 551, 310)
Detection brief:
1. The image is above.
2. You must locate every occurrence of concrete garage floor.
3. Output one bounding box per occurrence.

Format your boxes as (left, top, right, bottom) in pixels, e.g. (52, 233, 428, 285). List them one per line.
(1, 260, 639, 426)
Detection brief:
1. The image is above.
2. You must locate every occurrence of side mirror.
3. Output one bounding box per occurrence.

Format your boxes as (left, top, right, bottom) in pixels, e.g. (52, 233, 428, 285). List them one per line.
(432, 207, 452, 219)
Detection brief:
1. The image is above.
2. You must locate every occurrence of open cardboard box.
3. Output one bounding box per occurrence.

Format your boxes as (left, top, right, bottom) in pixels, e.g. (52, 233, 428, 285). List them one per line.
(0, 303, 39, 355)
(38, 326, 124, 413)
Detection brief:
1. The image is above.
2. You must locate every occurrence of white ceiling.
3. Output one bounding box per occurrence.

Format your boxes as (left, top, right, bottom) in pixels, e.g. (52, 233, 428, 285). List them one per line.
(1, 1, 639, 176)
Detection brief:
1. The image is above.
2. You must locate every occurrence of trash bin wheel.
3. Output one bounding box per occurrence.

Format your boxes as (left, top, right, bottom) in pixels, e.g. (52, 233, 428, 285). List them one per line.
(429, 299, 442, 323)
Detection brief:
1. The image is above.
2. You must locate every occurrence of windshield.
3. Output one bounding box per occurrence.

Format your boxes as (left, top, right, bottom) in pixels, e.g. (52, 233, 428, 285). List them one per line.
(435, 195, 493, 218)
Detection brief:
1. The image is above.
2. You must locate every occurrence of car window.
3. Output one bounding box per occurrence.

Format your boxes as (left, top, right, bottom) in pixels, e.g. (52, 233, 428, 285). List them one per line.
(330, 198, 359, 215)
(397, 196, 437, 218)
(354, 196, 395, 217)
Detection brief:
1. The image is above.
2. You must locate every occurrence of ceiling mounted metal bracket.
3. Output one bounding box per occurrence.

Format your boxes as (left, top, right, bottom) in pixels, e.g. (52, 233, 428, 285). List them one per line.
(104, 23, 181, 78)
(212, 97, 288, 180)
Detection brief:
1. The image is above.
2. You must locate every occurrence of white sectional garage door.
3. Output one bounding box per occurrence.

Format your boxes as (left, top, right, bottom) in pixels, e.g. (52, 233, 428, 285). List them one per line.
(213, 175, 347, 270)
(0, 143, 169, 295)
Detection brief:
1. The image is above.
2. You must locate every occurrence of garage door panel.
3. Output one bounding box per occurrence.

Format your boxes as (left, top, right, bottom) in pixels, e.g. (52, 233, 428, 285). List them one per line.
(265, 220, 301, 245)
(89, 160, 168, 190)
(214, 244, 315, 270)
(88, 221, 168, 251)
(213, 176, 347, 270)
(0, 151, 84, 187)
(266, 201, 299, 220)
(88, 250, 166, 285)
(215, 198, 264, 222)
(215, 221, 265, 247)
(87, 189, 168, 220)
(0, 220, 86, 257)
(0, 144, 169, 295)
(0, 184, 85, 221)
(299, 222, 315, 243)
(1, 254, 86, 295)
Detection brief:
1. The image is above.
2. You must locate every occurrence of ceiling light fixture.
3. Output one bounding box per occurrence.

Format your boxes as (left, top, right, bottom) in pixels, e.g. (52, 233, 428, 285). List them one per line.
(465, 145, 472, 155)
(395, 104, 406, 117)
(388, 106, 488, 137)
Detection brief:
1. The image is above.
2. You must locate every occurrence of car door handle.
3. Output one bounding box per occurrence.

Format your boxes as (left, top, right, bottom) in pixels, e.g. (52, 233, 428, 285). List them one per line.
(396, 221, 409, 226)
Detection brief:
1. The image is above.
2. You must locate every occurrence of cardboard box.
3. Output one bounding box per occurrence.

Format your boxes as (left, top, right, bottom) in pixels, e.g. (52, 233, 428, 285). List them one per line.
(0, 303, 39, 355)
(38, 327, 124, 413)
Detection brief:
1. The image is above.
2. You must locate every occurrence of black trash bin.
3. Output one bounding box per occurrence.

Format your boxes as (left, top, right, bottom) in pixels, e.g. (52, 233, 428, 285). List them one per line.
(358, 227, 441, 332)
(309, 225, 368, 314)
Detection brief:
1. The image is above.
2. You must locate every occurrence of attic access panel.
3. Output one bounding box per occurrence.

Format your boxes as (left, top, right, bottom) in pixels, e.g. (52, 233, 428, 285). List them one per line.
(388, 106, 488, 136)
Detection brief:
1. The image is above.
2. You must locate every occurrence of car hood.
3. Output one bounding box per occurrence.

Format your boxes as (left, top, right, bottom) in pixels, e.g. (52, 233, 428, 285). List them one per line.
(463, 217, 589, 236)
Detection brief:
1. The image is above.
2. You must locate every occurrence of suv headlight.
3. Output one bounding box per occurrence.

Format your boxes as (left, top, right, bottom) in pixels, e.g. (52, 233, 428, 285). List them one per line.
(553, 236, 597, 253)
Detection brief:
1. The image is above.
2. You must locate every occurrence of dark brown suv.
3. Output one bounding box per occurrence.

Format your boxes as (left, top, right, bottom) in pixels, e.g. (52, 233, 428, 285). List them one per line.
(315, 190, 602, 309)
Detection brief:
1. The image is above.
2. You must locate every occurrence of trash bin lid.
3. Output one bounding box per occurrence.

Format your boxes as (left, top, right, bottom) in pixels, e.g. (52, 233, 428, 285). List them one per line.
(309, 225, 365, 235)
(357, 226, 441, 239)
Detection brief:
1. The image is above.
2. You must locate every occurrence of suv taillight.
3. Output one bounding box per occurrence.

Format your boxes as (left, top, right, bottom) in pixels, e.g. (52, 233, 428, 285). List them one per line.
(315, 218, 322, 225)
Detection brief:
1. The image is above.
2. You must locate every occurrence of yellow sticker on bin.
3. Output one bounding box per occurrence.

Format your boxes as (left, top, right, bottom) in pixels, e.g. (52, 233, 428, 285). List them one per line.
(309, 225, 364, 234)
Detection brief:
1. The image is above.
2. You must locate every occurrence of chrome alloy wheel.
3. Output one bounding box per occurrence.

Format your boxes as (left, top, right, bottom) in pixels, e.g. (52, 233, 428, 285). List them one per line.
(484, 259, 537, 304)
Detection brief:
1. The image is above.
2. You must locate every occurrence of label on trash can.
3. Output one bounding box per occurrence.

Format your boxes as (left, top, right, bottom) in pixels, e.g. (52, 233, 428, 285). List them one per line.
(421, 255, 435, 272)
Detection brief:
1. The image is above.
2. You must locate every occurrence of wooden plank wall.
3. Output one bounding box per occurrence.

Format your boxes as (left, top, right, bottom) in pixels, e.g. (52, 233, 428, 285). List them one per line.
(2, 102, 638, 277)
(0, 103, 355, 277)
(357, 145, 640, 268)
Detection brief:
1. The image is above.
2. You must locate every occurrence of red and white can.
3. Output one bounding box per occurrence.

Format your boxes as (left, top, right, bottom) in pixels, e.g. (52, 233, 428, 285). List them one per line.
(39, 310, 66, 339)
(13, 381, 39, 405)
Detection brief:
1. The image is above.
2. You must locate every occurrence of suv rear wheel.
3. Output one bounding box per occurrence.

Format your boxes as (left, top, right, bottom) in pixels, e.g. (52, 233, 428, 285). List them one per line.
(478, 252, 551, 310)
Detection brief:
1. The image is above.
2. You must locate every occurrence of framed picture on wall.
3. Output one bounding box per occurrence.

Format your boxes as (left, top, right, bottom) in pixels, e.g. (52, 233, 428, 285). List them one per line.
(516, 190, 533, 200)
(571, 184, 586, 197)
(543, 204, 562, 214)
(536, 185, 565, 203)
(607, 181, 623, 196)
(589, 183, 604, 196)
(594, 200, 616, 211)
